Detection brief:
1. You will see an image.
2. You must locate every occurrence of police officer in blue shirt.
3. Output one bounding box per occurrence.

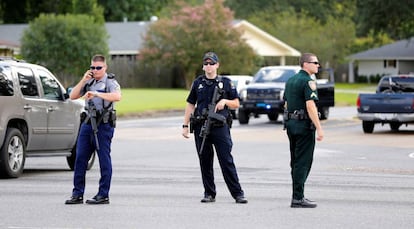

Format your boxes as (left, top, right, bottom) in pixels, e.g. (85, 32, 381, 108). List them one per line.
(65, 54, 121, 205)
(283, 53, 324, 208)
(182, 52, 247, 204)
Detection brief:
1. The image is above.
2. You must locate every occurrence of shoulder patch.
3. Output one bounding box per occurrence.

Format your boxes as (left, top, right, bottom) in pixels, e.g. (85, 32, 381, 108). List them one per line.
(108, 73, 115, 79)
(308, 81, 317, 91)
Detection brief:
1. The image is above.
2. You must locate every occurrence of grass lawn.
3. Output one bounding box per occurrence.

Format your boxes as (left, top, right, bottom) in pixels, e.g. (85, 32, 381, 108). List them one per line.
(116, 88, 188, 116)
(334, 83, 376, 106)
(115, 83, 377, 117)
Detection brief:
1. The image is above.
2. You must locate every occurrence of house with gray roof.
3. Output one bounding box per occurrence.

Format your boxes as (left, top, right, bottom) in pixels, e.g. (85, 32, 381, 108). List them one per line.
(0, 20, 300, 64)
(348, 37, 414, 82)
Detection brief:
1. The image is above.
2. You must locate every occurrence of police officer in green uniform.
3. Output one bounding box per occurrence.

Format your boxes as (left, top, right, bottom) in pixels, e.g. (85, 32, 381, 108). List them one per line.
(283, 53, 324, 208)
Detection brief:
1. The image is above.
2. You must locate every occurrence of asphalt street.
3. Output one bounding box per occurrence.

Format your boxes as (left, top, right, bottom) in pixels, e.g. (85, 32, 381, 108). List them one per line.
(0, 106, 413, 229)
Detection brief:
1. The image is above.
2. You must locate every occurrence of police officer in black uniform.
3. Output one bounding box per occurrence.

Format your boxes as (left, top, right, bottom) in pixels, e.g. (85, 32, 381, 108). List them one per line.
(65, 54, 121, 205)
(283, 53, 324, 208)
(182, 52, 247, 204)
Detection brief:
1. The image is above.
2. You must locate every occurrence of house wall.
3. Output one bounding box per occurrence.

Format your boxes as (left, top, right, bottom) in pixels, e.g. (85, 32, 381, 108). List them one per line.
(399, 60, 414, 74)
(358, 60, 398, 76)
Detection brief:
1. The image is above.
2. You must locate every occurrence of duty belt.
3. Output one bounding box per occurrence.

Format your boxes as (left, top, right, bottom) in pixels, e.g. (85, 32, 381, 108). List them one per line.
(287, 109, 309, 120)
(83, 112, 110, 124)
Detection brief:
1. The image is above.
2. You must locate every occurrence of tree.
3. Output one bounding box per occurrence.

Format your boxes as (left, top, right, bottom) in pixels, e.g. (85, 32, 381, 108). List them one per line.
(139, 0, 258, 88)
(248, 8, 355, 69)
(356, 0, 414, 40)
(73, 0, 105, 24)
(97, 0, 170, 21)
(349, 31, 393, 54)
(225, 0, 288, 19)
(0, 0, 102, 23)
(225, 0, 356, 25)
(21, 14, 109, 86)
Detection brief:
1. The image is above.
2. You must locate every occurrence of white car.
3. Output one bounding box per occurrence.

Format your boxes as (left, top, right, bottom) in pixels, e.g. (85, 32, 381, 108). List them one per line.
(224, 75, 253, 119)
(225, 75, 253, 94)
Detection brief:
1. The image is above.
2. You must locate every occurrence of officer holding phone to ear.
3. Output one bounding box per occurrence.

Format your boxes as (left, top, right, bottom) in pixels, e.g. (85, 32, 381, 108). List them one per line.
(65, 54, 121, 205)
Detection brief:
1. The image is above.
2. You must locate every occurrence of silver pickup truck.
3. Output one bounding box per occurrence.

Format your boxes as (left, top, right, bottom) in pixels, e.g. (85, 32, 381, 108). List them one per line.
(357, 75, 414, 133)
(0, 58, 94, 178)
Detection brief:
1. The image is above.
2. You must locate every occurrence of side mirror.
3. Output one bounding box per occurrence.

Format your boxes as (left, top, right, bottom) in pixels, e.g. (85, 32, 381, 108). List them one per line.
(64, 87, 73, 99)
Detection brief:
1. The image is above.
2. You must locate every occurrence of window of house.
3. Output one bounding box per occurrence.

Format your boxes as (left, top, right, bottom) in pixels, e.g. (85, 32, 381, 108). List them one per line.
(383, 60, 397, 68)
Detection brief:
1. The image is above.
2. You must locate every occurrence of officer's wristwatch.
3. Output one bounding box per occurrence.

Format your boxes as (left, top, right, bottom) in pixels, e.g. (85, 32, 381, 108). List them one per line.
(182, 124, 189, 128)
(93, 91, 99, 97)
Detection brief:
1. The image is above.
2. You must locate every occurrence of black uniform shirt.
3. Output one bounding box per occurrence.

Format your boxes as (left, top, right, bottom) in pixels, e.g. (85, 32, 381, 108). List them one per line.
(283, 70, 319, 112)
(187, 75, 239, 117)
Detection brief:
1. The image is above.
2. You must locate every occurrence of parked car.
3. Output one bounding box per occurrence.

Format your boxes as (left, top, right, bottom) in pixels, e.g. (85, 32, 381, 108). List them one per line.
(237, 66, 335, 124)
(224, 75, 253, 119)
(0, 58, 95, 178)
(357, 74, 414, 133)
(225, 75, 253, 93)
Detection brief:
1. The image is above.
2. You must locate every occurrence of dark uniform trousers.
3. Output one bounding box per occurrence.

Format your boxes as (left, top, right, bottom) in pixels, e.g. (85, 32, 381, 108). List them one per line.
(286, 119, 315, 200)
(194, 123, 244, 199)
(72, 122, 114, 198)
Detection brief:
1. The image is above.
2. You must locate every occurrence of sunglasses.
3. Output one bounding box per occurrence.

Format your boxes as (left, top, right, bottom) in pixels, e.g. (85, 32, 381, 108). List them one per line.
(306, 61, 320, 65)
(90, 66, 103, 70)
(203, 62, 216, 66)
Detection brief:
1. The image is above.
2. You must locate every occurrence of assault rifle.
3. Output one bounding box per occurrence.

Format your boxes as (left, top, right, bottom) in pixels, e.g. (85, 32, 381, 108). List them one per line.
(198, 85, 226, 155)
(87, 100, 100, 150)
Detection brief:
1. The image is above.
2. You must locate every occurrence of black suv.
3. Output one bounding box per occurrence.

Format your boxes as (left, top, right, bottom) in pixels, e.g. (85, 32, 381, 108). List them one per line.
(238, 66, 335, 124)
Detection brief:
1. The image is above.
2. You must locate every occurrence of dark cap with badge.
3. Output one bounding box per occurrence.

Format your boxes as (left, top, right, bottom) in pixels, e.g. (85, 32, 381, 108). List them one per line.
(203, 52, 219, 63)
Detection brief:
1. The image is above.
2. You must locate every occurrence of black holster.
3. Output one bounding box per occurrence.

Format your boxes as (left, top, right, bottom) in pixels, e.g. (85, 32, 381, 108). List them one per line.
(190, 113, 204, 133)
(226, 114, 233, 128)
(109, 110, 117, 128)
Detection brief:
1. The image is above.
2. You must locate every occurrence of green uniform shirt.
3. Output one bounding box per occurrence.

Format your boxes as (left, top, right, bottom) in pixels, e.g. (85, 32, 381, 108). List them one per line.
(283, 70, 319, 112)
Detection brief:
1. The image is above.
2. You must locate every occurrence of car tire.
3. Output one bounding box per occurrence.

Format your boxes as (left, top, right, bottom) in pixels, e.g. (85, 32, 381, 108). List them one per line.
(0, 128, 26, 178)
(67, 142, 96, 171)
(319, 107, 329, 120)
(389, 122, 401, 131)
(267, 112, 279, 121)
(238, 109, 249, 124)
(362, 121, 374, 133)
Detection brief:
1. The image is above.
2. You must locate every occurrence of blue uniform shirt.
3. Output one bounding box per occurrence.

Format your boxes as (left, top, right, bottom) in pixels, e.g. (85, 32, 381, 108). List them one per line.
(187, 75, 239, 117)
(81, 73, 121, 111)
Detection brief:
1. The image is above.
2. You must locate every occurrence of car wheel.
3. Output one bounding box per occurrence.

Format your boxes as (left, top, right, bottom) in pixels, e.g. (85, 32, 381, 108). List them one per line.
(389, 122, 401, 131)
(67, 142, 96, 171)
(0, 128, 26, 178)
(238, 109, 250, 124)
(230, 109, 238, 120)
(362, 121, 374, 133)
(319, 107, 329, 120)
(267, 112, 279, 121)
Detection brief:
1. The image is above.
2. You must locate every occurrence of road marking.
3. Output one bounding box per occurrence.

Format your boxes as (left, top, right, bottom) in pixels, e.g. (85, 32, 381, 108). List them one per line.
(409, 153, 414, 159)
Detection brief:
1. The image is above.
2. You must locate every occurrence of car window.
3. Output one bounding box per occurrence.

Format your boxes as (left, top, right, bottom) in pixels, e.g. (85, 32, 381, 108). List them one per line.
(231, 80, 239, 88)
(378, 76, 414, 92)
(38, 69, 62, 100)
(254, 69, 297, 83)
(0, 66, 14, 96)
(17, 66, 39, 97)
